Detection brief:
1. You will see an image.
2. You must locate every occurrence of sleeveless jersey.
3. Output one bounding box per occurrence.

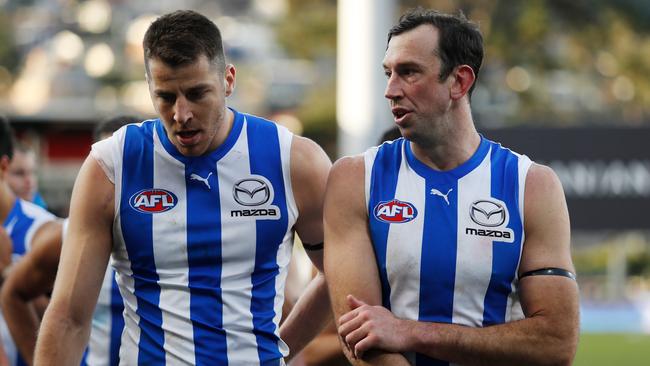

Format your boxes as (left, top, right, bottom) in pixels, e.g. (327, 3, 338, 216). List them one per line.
(91, 109, 297, 365)
(364, 137, 532, 366)
(83, 267, 124, 366)
(2, 199, 57, 366)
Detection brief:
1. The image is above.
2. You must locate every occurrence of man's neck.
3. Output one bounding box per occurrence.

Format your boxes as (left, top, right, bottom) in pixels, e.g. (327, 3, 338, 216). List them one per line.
(409, 109, 481, 172)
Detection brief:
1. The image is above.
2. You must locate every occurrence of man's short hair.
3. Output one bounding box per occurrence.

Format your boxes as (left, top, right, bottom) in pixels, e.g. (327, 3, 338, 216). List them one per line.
(93, 115, 141, 141)
(0, 115, 14, 160)
(143, 10, 226, 75)
(388, 8, 484, 95)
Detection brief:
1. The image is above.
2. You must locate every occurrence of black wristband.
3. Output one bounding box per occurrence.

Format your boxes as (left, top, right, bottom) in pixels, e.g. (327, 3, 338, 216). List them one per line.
(520, 267, 576, 281)
(302, 242, 324, 251)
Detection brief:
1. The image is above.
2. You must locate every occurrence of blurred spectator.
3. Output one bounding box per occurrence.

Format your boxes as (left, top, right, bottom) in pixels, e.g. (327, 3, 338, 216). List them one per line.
(6, 143, 47, 209)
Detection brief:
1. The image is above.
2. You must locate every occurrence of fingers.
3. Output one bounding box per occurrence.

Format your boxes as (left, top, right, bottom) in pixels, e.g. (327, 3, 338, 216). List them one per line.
(338, 308, 366, 339)
(354, 333, 377, 359)
(338, 294, 368, 326)
(346, 294, 367, 309)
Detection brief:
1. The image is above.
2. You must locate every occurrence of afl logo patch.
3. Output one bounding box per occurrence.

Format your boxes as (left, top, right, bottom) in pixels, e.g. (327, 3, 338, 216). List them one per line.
(373, 199, 418, 223)
(129, 189, 178, 213)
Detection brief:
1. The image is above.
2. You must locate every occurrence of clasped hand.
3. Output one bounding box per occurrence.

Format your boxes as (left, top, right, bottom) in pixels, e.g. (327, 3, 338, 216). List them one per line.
(337, 294, 410, 359)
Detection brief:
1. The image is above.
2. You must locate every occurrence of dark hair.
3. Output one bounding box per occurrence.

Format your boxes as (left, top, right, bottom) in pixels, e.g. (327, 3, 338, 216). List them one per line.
(143, 10, 225, 75)
(0, 115, 14, 160)
(378, 126, 402, 144)
(93, 115, 141, 141)
(388, 8, 484, 95)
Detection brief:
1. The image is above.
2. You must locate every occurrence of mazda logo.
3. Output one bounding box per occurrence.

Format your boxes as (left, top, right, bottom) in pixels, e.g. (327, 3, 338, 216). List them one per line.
(233, 178, 271, 206)
(470, 200, 506, 227)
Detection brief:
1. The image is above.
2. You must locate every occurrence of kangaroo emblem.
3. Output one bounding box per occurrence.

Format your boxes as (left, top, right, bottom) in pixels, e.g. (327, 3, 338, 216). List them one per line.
(430, 188, 453, 205)
(190, 172, 213, 190)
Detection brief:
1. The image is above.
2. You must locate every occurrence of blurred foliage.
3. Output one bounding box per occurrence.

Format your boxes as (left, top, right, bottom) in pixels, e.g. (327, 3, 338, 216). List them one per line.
(275, 0, 650, 133)
(275, 0, 337, 59)
(0, 11, 19, 72)
(574, 246, 610, 276)
(628, 251, 650, 277)
(573, 243, 650, 277)
(296, 79, 337, 158)
(274, 0, 337, 154)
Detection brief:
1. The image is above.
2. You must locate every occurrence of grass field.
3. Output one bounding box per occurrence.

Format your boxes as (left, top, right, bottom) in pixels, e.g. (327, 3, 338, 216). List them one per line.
(574, 333, 650, 366)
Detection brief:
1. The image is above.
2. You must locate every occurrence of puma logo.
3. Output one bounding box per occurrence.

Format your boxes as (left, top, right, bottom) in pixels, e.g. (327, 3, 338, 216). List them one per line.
(430, 188, 452, 205)
(190, 172, 213, 189)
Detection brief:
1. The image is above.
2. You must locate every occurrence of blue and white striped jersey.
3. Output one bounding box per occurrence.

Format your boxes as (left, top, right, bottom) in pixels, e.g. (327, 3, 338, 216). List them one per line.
(364, 137, 532, 366)
(1, 198, 57, 366)
(84, 267, 124, 366)
(91, 109, 297, 365)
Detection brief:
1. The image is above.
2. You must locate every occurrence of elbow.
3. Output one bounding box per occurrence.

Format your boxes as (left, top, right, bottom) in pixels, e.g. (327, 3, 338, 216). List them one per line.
(554, 335, 579, 366)
(541, 324, 579, 366)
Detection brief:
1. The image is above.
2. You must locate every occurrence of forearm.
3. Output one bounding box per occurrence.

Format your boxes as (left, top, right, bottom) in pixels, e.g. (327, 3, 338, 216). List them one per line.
(1, 294, 39, 365)
(279, 272, 330, 359)
(406, 317, 577, 366)
(34, 305, 90, 366)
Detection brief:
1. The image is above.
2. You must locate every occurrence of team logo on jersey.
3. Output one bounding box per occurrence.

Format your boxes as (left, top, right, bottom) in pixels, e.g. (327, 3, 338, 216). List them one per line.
(231, 175, 281, 220)
(129, 189, 178, 214)
(373, 199, 418, 223)
(470, 200, 506, 227)
(430, 187, 453, 205)
(465, 198, 514, 243)
(233, 177, 271, 206)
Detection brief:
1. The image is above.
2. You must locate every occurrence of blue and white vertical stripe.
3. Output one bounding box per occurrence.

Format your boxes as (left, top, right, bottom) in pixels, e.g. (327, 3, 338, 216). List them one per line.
(365, 137, 531, 366)
(1, 199, 56, 366)
(84, 267, 124, 366)
(91, 109, 296, 365)
(3, 199, 56, 258)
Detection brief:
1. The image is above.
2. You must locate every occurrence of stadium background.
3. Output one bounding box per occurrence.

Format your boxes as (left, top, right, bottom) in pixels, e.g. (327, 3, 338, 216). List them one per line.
(1, 0, 649, 364)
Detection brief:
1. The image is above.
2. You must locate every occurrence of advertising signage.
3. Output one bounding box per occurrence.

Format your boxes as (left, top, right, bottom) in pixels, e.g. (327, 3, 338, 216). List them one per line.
(483, 127, 650, 230)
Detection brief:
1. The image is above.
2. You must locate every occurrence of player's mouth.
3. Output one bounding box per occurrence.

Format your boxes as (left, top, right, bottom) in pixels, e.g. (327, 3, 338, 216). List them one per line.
(176, 130, 201, 146)
(391, 107, 411, 124)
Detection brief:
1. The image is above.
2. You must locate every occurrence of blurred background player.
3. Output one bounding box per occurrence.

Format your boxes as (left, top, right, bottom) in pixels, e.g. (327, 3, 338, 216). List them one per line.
(1, 115, 140, 366)
(0, 116, 59, 366)
(6, 143, 47, 209)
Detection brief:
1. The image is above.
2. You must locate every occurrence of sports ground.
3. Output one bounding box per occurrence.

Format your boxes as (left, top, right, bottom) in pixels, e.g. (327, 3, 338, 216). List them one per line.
(574, 333, 650, 366)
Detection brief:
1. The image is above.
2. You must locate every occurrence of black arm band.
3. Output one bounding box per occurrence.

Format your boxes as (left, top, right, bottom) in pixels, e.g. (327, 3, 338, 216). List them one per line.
(520, 267, 576, 281)
(302, 242, 324, 251)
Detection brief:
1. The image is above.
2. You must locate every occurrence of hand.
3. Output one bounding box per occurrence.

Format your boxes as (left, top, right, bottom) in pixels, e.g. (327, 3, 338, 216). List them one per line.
(337, 294, 410, 359)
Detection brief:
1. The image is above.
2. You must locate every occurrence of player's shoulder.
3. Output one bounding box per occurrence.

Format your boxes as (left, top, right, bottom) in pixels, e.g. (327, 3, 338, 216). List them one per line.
(328, 155, 365, 191)
(17, 199, 58, 221)
(526, 162, 564, 197)
(290, 136, 331, 176)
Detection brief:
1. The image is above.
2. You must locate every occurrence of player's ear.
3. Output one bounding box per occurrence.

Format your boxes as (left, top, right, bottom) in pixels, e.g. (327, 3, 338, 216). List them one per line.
(224, 64, 236, 97)
(450, 65, 475, 100)
(0, 155, 10, 176)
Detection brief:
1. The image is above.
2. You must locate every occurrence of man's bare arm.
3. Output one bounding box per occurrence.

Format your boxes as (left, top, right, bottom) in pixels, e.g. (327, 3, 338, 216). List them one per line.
(34, 156, 114, 365)
(324, 156, 410, 366)
(339, 163, 579, 366)
(1, 221, 62, 365)
(0, 226, 12, 279)
(279, 136, 332, 358)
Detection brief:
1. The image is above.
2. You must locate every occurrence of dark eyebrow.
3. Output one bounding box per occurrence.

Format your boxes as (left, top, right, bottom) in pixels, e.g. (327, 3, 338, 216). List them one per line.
(383, 61, 422, 70)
